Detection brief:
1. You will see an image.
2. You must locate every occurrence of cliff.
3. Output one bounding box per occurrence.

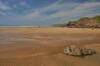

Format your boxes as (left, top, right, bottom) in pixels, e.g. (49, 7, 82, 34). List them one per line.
(66, 16, 100, 28)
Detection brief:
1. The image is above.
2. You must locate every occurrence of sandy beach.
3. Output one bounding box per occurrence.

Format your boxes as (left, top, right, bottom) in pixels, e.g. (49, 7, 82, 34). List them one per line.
(0, 27, 100, 66)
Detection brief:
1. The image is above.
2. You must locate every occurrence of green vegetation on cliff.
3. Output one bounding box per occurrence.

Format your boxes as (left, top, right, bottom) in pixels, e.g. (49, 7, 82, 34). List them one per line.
(66, 16, 100, 28)
(92, 16, 100, 23)
(53, 16, 100, 28)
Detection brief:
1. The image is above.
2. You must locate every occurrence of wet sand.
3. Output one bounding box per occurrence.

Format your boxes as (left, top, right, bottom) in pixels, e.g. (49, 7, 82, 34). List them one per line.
(0, 27, 100, 66)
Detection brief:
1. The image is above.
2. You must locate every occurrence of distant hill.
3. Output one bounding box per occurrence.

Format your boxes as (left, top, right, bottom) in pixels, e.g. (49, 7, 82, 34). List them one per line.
(53, 16, 100, 28)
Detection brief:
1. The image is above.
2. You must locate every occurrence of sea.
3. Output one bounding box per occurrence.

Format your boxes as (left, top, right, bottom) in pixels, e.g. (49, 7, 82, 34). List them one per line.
(0, 26, 39, 29)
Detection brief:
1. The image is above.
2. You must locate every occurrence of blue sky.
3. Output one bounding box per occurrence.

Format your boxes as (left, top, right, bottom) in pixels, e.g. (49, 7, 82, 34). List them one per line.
(0, 0, 100, 26)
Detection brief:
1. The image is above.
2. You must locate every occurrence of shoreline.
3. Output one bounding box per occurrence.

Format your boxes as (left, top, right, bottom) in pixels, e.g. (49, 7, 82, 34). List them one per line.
(0, 26, 38, 28)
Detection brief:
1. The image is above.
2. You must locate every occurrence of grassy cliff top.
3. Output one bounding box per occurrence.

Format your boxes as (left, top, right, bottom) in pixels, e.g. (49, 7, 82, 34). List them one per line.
(76, 16, 100, 23)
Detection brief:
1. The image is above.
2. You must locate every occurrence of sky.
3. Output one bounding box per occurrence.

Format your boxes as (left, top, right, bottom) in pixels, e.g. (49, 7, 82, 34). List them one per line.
(0, 0, 100, 26)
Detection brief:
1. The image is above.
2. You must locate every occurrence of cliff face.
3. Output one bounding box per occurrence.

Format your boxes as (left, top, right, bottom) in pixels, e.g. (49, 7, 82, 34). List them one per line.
(66, 16, 100, 28)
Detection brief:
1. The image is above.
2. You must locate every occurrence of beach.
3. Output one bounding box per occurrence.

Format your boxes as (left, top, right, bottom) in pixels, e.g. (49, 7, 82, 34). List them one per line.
(0, 27, 100, 66)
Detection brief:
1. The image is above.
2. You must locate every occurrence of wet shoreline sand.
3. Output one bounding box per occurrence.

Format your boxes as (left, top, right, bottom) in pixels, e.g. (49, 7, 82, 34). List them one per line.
(0, 27, 100, 66)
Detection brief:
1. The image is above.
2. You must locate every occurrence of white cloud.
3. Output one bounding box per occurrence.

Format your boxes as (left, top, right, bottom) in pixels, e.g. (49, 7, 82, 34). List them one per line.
(13, 1, 27, 8)
(1, 0, 100, 26)
(20, 2, 26, 6)
(46, 2, 100, 19)
(13, 4, 17, 8)
(24, 1, 78, 20)
(0, 12, 6, 15)
(0, 1, 11, 10)
(24, 1, 100, 24)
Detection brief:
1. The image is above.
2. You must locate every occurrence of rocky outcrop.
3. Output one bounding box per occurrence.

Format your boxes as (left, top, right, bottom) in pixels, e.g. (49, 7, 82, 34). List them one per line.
(53, 24, 67, 27)
(66, 16, 100, 28)
(53, 16, 100, 28)
(64, 45, 96, 56)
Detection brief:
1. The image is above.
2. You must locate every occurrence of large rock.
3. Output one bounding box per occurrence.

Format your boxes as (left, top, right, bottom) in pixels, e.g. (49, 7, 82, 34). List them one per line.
(64, 45, 96, 56)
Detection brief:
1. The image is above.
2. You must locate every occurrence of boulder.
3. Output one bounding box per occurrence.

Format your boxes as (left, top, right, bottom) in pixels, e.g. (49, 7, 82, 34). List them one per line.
(64, 45, 96, 56)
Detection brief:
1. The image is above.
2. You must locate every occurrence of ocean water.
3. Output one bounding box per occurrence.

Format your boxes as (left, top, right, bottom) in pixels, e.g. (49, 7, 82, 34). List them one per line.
(0, 26, 38, 29)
